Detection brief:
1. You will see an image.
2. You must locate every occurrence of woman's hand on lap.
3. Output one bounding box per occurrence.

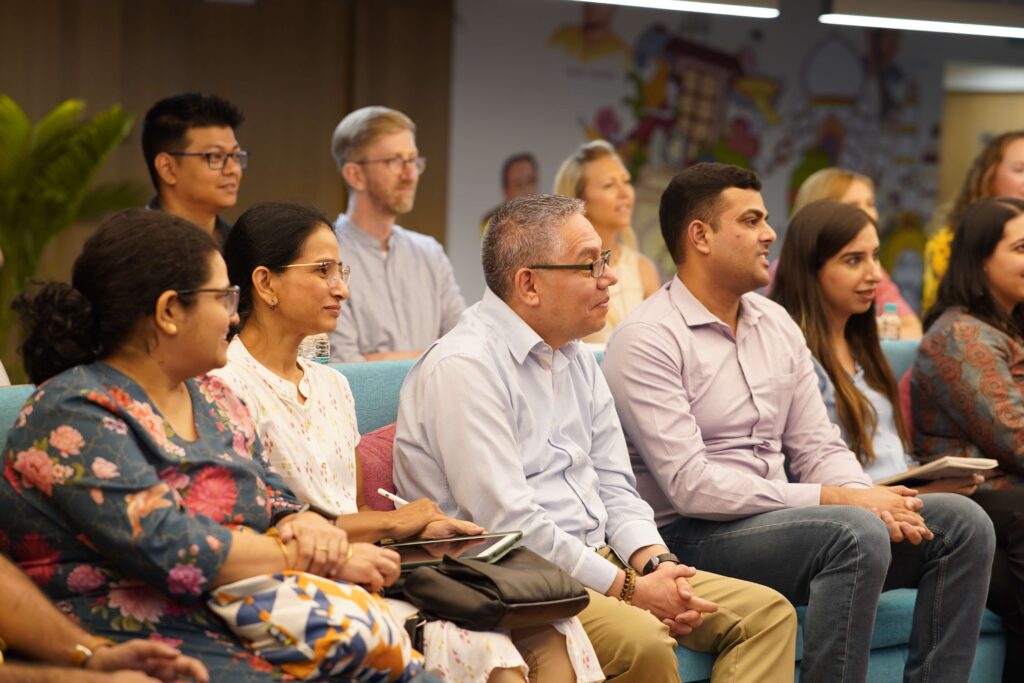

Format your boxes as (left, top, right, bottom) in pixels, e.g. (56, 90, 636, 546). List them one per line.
(338, 543, 401, 592)
(277, 511, 350, 577)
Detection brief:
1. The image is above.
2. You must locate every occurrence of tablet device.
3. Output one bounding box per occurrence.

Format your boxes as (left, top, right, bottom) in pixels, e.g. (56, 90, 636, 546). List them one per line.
(382, 530, 523, 570)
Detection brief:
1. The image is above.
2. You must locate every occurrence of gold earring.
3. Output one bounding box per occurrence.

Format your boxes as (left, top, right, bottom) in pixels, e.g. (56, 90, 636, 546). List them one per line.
(269, 299, 278, 311)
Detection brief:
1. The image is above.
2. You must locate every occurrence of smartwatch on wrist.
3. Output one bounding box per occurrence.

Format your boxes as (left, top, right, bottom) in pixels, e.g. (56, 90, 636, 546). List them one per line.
(642, 552, 680, 576)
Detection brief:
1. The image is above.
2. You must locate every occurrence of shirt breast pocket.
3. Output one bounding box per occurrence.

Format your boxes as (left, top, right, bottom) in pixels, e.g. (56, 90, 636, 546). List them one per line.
(765, 372, 799, 436)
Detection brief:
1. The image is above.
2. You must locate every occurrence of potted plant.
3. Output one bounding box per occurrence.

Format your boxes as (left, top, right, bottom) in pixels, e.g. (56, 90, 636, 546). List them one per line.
(0, 95, 146, 382)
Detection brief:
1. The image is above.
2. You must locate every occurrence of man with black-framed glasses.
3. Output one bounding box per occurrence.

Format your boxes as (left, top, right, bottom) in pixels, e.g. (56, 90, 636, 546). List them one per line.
(395, 194, 797, 683)
(141, 93, 246, 246)
(328, 106, 465, 362)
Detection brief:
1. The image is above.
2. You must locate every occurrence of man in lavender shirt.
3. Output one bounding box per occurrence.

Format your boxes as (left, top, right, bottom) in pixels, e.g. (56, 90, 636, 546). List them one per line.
(602, 163, 995, 682)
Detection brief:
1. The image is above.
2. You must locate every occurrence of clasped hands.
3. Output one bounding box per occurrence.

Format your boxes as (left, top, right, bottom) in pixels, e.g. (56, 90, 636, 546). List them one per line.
(275, 511, 400, 592)
(633, 563, 719, 637)
(823, 485, 934, 544)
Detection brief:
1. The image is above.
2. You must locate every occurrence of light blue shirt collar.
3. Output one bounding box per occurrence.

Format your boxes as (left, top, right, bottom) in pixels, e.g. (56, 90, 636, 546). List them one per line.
(478, 288, 582, 367)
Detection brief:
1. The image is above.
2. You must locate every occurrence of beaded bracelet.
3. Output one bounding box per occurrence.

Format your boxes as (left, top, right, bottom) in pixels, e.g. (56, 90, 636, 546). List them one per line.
(619, 568, 638, 605)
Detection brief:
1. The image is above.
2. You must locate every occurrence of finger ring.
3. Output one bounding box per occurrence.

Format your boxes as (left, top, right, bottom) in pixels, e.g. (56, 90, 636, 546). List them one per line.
(316, 545, 328, 552)
(346, 546, 353, 560)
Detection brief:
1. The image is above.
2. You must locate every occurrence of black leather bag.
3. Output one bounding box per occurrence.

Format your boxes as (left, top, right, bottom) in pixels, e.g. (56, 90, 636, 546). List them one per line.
(401, 547, 590, 631)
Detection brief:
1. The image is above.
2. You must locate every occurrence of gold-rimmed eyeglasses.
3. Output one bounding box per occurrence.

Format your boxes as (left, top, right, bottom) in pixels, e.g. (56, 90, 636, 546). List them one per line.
(280, 260, 352, 286)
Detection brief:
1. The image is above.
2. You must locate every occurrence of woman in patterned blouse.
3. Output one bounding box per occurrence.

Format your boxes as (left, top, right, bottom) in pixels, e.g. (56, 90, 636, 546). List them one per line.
(913, 197, 1024, 681)
(0, 210, 422, 682)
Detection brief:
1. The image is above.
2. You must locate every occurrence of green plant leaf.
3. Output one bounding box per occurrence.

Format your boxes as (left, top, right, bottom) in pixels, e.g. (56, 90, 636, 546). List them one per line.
(0, 95, 31, 198)
(77, 181, 148, 222)
(0, 97, 140, 381)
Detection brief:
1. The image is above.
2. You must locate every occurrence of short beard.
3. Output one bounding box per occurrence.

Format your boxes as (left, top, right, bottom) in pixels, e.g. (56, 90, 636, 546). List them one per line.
(367, 185, 415, 217)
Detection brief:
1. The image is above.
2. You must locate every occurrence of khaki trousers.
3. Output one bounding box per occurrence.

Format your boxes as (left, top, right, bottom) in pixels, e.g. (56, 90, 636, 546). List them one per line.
(578, 548, 796, 683)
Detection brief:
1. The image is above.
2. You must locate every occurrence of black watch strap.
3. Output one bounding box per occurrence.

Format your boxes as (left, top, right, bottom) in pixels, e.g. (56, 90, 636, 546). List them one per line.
(642, 552, 680, 576)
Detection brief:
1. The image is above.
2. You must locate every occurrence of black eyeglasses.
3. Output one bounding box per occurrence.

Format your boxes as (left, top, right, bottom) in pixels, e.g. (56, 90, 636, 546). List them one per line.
(354, 156, 426, 174)
(168, 151, 249, 170)
(529, 250, 613, 279)
(280, 260, 352, 285)
(178, 286, 240, 315)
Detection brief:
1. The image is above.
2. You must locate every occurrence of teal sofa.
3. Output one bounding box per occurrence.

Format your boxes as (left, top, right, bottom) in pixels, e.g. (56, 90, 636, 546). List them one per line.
(0, 339, 1005, 681)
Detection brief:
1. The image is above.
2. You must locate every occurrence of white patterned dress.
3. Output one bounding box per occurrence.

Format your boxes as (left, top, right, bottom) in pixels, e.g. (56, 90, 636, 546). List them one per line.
(212, 337, 602, 683)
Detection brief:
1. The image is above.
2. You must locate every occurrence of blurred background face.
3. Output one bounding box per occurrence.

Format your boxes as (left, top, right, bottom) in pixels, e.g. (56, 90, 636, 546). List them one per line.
(276, 225, 350, 335)
(357, 129, 420, 216)
(838, 178, 879, 222)
(504, 159, 539, 201)
(983, 213, 1024, 314)
(580, 155, 634, 234)
(817, 224, 883, 321)
(992, 138, 1024, 200)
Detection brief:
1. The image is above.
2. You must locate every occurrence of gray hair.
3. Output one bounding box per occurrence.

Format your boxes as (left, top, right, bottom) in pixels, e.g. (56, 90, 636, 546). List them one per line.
(482, 194, 584, 300)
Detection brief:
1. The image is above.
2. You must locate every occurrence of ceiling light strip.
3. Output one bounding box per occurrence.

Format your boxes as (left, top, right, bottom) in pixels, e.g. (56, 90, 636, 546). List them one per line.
(565, 0, 779, 19)
(820, 13, 1024, 40)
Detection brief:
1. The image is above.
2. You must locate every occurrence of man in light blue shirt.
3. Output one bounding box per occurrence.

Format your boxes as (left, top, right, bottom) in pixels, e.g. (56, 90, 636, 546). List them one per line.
(394, 194, 797, 682)
(329, 106, 464, 362)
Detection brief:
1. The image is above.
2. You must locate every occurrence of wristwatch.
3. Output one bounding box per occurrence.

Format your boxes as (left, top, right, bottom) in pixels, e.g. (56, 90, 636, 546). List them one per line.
(642, 552, 680, 576)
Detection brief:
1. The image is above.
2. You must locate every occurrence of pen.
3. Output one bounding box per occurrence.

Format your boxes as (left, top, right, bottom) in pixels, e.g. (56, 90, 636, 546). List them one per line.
(377, 488, 409, 508)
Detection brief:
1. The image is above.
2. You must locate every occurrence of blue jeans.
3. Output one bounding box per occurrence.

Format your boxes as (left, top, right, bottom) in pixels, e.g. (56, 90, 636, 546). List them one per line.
(659, 493, 995, 682)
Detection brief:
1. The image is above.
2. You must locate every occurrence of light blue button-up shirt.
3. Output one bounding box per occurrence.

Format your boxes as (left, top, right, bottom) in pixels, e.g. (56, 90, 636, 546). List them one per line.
(330, 215, 465, 362)
(393, 289, 665, 593)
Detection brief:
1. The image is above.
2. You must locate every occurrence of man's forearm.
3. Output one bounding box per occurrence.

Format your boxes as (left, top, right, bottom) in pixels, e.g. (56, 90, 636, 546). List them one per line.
(628, 544, 670, 573)
(0, 664, 110, 682)
(0, 554, 91, 664)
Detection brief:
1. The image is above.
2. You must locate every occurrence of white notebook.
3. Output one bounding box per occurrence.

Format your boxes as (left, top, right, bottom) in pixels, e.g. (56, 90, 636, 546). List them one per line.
(876, 456, 999, 486)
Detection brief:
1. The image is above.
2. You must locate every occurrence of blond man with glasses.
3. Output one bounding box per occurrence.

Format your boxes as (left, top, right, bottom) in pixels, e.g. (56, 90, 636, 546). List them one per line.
(328, 106, 465, 362)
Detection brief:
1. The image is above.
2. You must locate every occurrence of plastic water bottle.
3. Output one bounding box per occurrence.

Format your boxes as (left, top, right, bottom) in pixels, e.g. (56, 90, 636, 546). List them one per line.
(878, 303, 901, 341)
(298, 333, 331, 364)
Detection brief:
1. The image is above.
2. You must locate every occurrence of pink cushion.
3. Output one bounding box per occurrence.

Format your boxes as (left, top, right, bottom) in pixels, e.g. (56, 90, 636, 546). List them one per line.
(898, 369, 914, 438)
(359, 423, 397, 512)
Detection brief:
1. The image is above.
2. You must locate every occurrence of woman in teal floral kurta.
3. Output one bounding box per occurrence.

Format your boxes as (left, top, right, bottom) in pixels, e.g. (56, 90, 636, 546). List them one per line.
(0, 364, 301, 677)
(0, 210, 416, 682)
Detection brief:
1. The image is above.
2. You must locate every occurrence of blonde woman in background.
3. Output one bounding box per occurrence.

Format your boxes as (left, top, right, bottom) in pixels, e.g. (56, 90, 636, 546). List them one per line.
(554, 140, 660, 343)
(923, 130, 1024, 312)
(785, 167, 922, 339)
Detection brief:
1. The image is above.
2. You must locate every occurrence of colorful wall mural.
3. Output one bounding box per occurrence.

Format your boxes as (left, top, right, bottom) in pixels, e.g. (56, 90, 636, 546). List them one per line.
(448, 0, 1023, 310)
